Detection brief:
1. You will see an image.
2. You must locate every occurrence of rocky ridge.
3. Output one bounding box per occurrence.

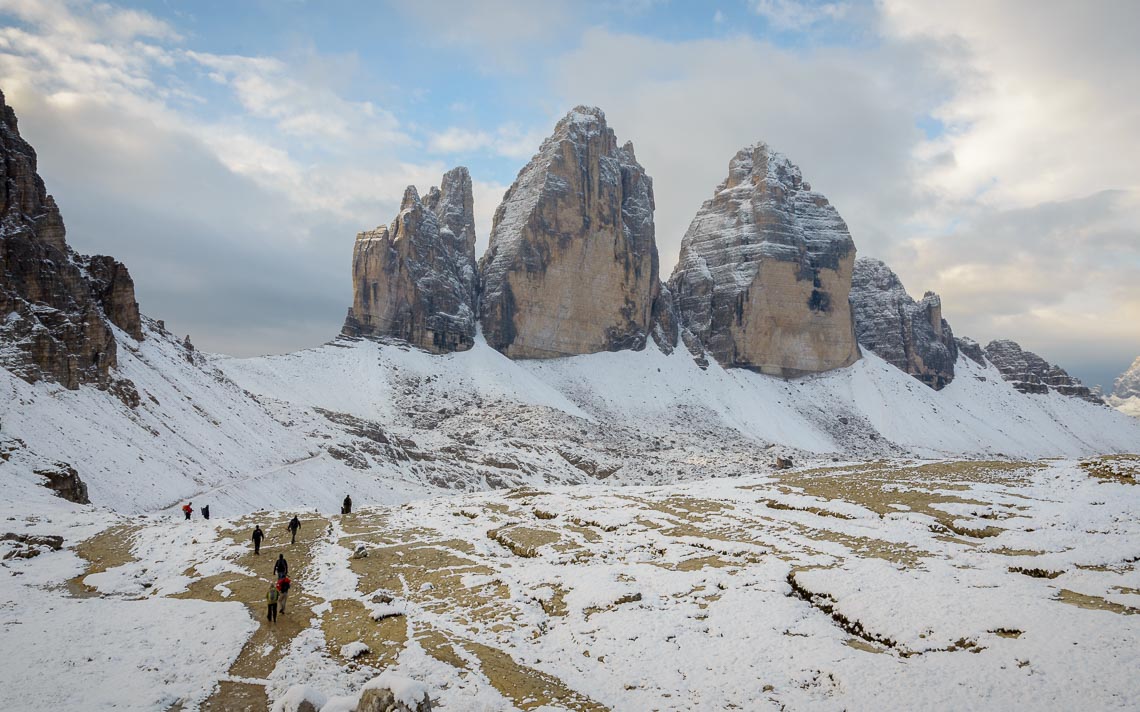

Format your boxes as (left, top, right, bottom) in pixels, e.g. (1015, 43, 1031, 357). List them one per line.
(668, 143, 860, 377)
(0, 89, 141, 390)
(982, 339, 1102, 403)
(342, 167, 478, 353)
(478, 106, 663, 359)
(849, 257, 957, 390)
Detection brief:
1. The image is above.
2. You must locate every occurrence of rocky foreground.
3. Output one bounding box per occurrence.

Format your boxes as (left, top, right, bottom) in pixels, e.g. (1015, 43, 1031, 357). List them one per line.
(3, 457, 1138, 710)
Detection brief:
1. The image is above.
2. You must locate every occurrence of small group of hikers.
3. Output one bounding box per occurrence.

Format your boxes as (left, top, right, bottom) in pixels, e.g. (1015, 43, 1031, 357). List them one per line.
(181, 494, 352, 523)
(252, 515, 302, 555)
(181, 502, 210, 520)
(265, 554, 292, 623)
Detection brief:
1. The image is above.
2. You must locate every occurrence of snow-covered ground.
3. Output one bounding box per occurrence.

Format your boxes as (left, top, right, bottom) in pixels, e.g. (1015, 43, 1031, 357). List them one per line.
(3, 458, 1138, 710)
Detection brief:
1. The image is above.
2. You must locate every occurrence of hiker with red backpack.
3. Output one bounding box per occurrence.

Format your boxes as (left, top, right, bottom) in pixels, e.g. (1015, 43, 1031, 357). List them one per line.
(182, 502, 193, 520)
(276, 574, 292, 614)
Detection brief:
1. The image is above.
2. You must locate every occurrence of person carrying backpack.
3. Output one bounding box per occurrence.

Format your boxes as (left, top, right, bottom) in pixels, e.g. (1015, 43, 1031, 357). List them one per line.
(182, 502, 193, 520)
(342, 495, 352, 515)
(201, 505, 210, 521)
(274, 554, 288, 579)
(266, 582, 279, 623)
(276, 575, 292, 614)
(288, 515, 301, 545)
(252, 525, 264, 555)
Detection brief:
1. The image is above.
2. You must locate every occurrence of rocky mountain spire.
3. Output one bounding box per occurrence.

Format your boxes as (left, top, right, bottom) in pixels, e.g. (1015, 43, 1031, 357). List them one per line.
(0, 88, 142, 390)
(983, 339, 1102, 403)
(668, 143, 860, 377)
(342, 166, 479, 353)
(478, 106, 662, 359)
(850, 257, 958, 389)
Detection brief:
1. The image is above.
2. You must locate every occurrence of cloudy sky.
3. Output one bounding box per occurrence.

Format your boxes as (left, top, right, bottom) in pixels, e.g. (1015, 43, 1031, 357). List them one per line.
(1, 0, 1137, 391)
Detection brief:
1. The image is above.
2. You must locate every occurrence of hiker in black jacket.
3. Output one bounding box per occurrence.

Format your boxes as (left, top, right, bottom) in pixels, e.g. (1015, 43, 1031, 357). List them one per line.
(288, 515, 301, 544)
(252, 525, 264, 555)
(342, 494, 352, 515)
(274, 553, 288, 579)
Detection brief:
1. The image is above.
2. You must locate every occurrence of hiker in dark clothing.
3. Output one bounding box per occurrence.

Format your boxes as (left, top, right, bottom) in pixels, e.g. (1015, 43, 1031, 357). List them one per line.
(182, 502, 193, 520)
(277, 575, 292, 613)
(274, 554, 288, 579)
(288, 516, 301, 544)
(342, 495, 352, 515)
(252, 525, 264, 555)
(266, 583, 279, 622)
(201, 505, 210, 520)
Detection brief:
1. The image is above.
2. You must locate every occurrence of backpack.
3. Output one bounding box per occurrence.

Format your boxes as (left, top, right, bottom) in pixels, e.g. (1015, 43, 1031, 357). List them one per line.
(278, 577, 291, 594)
(267, 587, 279, 604)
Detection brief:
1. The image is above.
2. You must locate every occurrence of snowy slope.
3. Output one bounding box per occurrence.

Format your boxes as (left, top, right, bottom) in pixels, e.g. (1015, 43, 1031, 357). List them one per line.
(1, 320, 441, 515)
(220, 335, 1140, 464)
(5, 325, 1137, 518)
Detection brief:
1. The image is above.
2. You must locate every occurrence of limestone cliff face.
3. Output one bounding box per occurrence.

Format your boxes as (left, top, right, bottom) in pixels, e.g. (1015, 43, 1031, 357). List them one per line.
(983, 339, 1102, 403)
(478, 107, 661, 359)
(850, 257, 957, 389)
(668, 143, 860, 377)
(0, 89, 142, 389)
(342, 167, 478, 353)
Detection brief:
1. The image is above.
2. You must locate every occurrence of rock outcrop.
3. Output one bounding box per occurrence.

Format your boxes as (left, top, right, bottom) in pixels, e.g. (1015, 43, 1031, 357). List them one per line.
(956, 336, 987, 366)
(849, 257, 957, 389)
(0, 88, 142, 389)
(342, 167, 478, 353)
(983, 339, 1102, 403)
(669, 143, 860, 377)
(479, 107, 662, 359)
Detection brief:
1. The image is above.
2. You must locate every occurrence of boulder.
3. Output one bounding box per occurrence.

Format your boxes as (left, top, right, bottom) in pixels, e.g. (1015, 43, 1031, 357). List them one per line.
(357, 672, 431, 712)
(668, 143, 860, 377)
(0, 88, 142, 389)
(849, 257, 958, 389)
(343, 167, 478, 353)
(479, 106, 662, 358)
(983, 339, 1102, 403)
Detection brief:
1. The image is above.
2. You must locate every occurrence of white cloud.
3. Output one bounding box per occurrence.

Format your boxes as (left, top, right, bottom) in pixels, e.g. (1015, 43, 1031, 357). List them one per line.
(427, 124, 545, 160)
(750, 0, 849, 30)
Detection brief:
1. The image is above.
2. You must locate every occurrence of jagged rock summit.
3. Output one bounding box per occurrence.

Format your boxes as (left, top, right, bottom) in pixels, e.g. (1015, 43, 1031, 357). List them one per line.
(342, 166, 478, 353)
(1112, 357, 1140, 400)
(850, 257, 957, 389)
(1108, 356, 1140, 417)
(669, 143, 860, 376)
(983, 339, 1102, 403)
(479, 106, 662, 359)
(0, 89, 141, 389)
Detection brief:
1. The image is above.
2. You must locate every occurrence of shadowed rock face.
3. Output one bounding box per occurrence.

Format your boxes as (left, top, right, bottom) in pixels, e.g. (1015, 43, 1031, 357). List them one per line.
(668, 143, 860, 377)
(342, 167, 478, 353)
(850, 257, 957, 390)
(983, 339, 1102, 403)
(0, 89, 142, 389)
(479, 106, 662, 359)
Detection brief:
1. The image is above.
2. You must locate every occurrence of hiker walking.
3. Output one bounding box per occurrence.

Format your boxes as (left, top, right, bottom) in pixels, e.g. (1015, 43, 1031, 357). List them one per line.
(201, 505, 210, 521)
(274, 553, 288, 579)
(288, 515, 301, 544)
(266, 582, 279, 623)
(276, 575, 292, 614)
(252, 525, 264, 555)
(182, 502, 193, 520)
(342, 494, 352, 515)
